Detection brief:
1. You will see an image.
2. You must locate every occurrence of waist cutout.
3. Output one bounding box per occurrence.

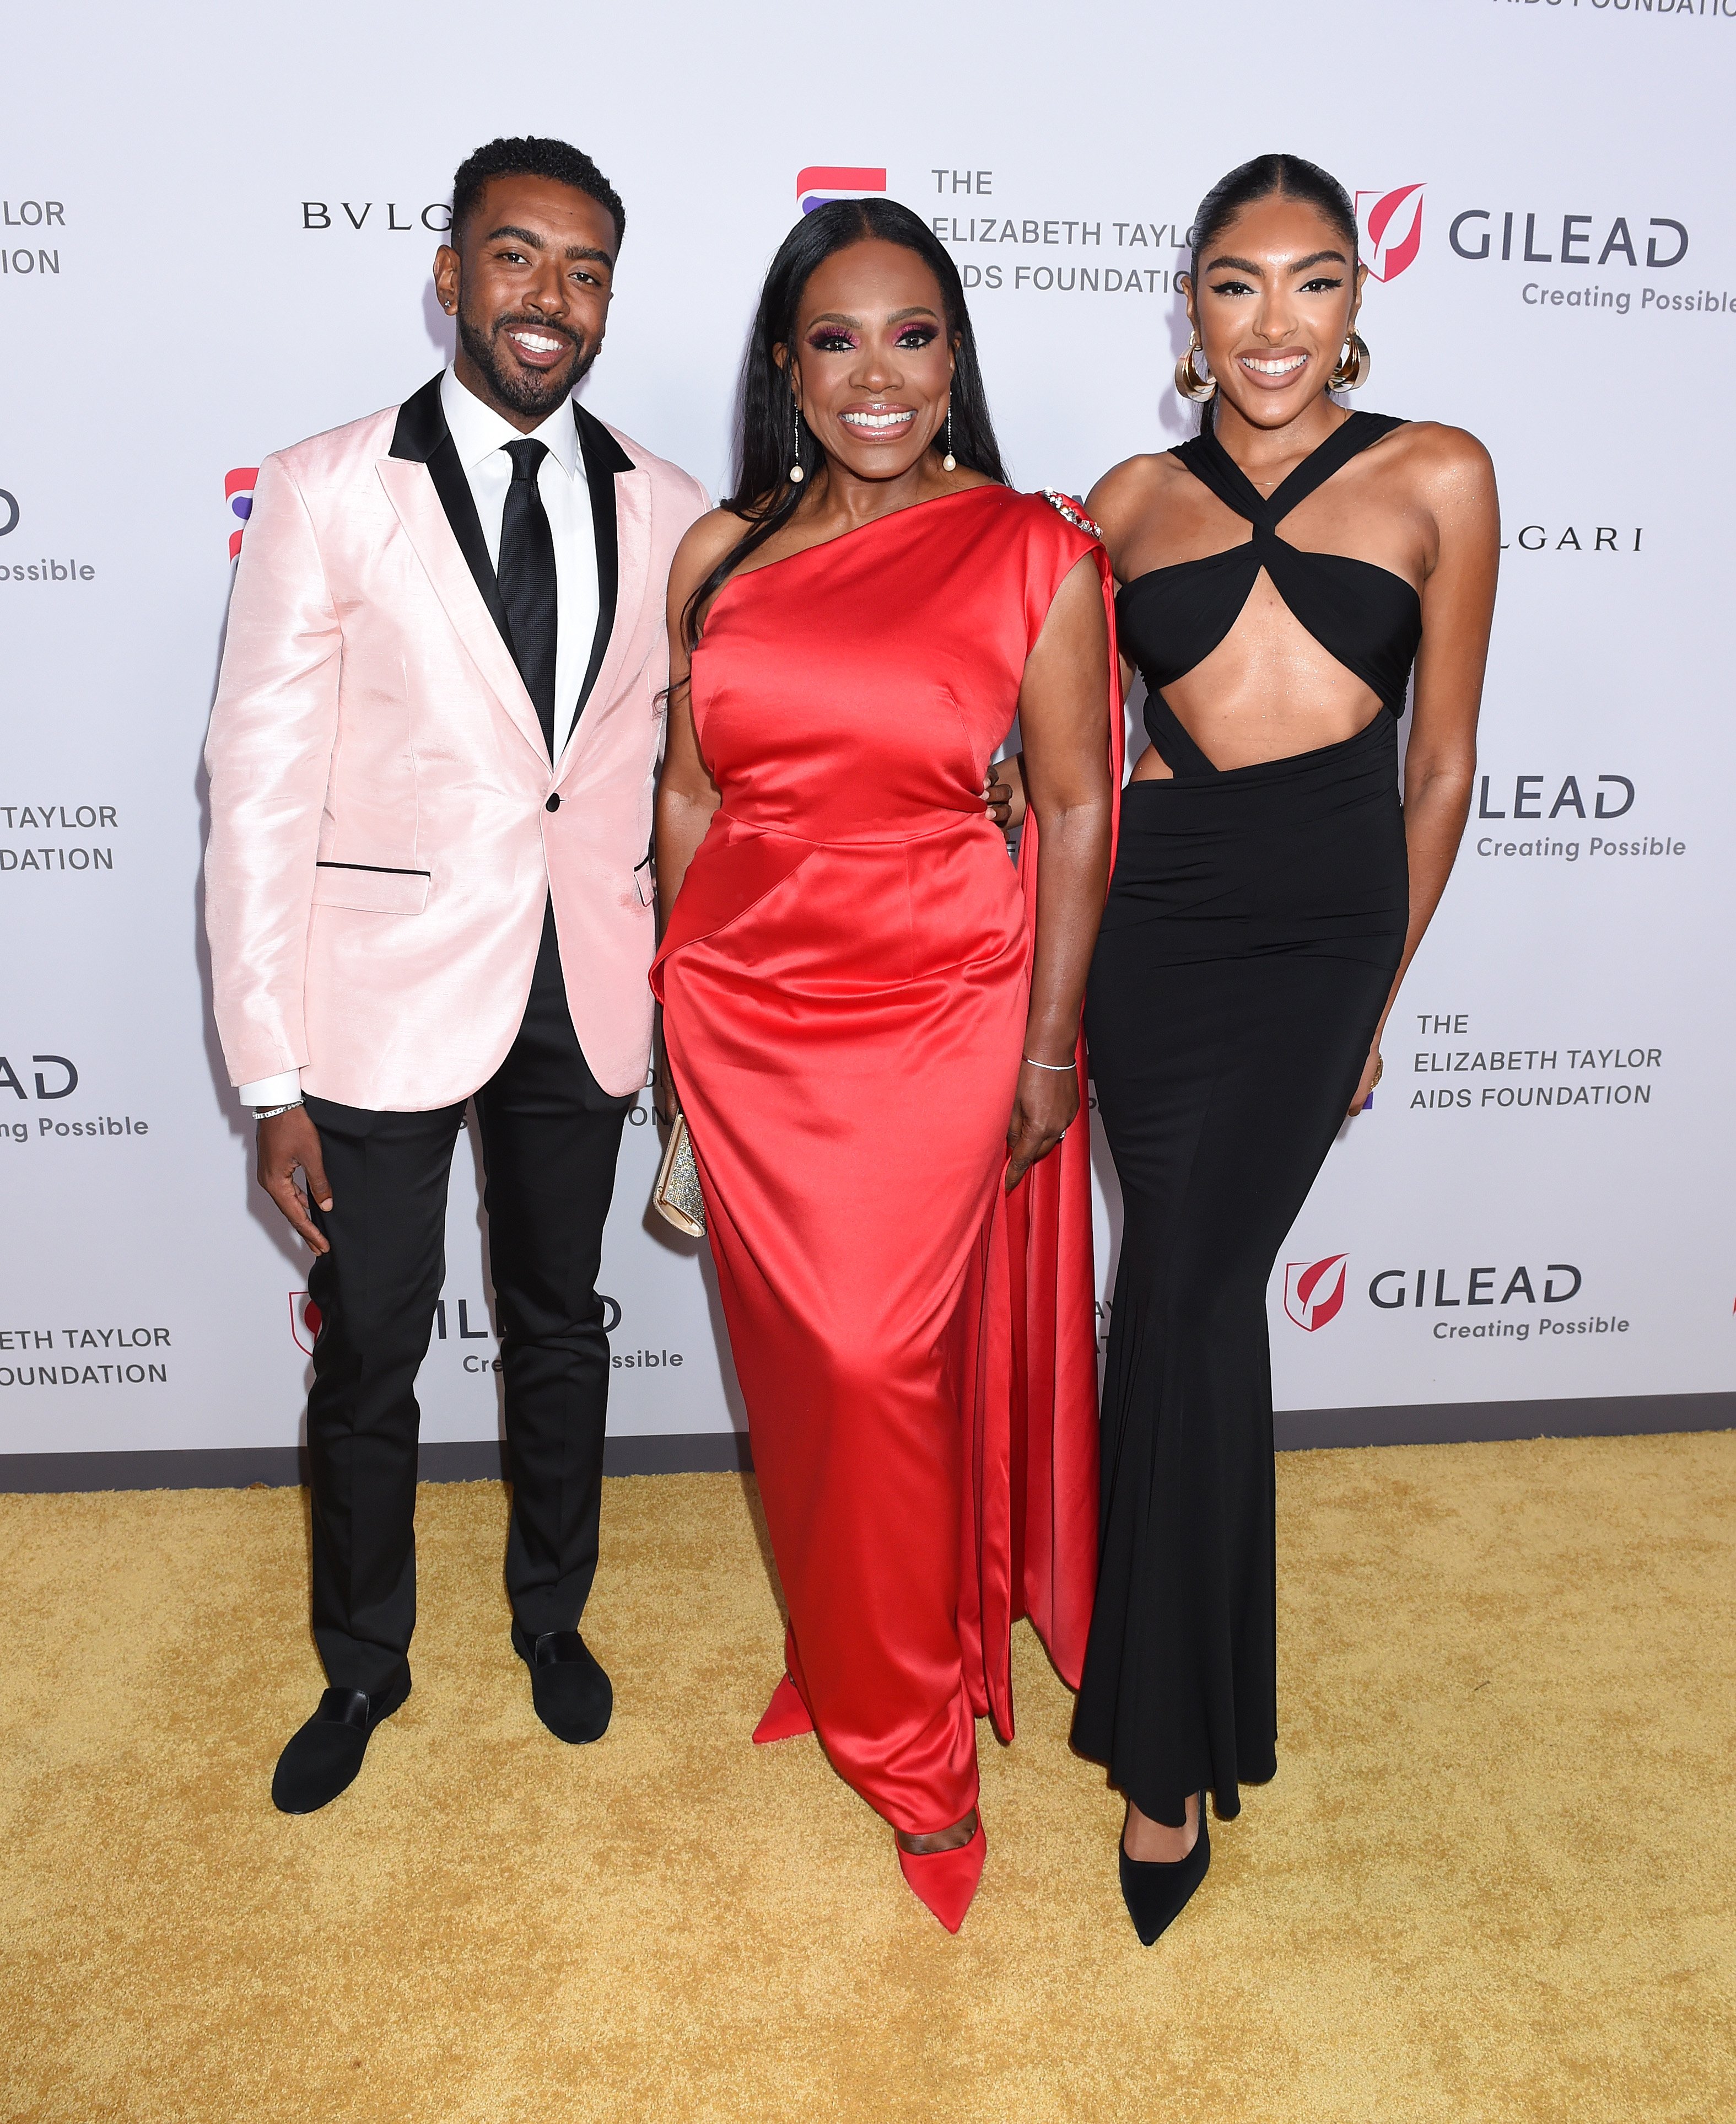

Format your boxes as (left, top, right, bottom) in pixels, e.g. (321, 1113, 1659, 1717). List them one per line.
(1102, 713, 1406, 956)
(1126, 711, 1398, 810)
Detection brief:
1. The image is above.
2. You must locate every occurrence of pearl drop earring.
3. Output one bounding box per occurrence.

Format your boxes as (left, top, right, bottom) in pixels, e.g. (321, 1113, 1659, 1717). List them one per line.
(789, 390, 805, 483)
(941, 406, 956, 473)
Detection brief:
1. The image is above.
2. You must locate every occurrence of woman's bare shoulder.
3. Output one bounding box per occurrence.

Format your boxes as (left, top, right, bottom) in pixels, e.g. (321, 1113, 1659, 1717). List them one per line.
(673, 504, 754, 571)
(669, 504, 756, 604)
(1086, 451, 1188, 544)
(1379, 419, 1496, 509)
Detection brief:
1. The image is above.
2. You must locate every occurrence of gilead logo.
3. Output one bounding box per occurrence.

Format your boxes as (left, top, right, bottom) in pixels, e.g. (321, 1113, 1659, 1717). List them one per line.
(1284, 1254, 1348, 1331)
(1448, 209, 1687, 268)
(1356, 186, 1425, 282)
(225, 469, 257, 561)
(797, 166, 886, 215)
(1370, 1263, 1582, 1308)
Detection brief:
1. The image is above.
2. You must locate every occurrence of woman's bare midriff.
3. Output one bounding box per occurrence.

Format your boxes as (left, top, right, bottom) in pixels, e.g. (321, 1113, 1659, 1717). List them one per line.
(1129, 692, 1384, 779)
(1127, 566, 1388, 778)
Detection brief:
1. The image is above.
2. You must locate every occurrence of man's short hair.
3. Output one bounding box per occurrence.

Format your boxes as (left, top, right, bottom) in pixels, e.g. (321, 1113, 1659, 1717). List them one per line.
(451, 137, 625, 252)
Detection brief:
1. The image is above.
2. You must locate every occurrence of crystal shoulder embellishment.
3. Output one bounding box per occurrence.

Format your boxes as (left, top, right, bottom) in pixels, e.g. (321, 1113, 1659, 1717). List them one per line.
(1041, 488, 1103, 539)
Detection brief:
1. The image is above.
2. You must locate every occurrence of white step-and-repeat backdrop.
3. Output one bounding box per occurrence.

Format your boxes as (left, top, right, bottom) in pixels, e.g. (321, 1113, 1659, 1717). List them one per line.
(3, 0, 1733, 1461)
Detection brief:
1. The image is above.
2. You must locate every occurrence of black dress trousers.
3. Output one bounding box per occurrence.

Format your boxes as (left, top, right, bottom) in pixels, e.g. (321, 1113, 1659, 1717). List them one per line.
(303, 899, 632, 1699)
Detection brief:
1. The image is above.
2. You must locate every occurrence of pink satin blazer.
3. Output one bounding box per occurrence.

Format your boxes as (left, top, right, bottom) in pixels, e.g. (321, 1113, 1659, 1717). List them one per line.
(203, 391, 707, 1109)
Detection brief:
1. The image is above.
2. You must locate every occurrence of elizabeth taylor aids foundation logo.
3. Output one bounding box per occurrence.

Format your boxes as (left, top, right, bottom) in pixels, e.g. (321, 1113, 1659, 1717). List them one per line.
(225, 470, 258, 561)
(797, 166, 886, 214)
(1284, 1254, 1349, 1332)
(1356, 186, 1425, 282)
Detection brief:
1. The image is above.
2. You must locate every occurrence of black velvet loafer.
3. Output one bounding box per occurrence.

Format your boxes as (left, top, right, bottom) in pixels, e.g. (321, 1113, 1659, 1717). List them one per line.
(271, 1675, 410, 1815)
(511, 1624, 612, 1745)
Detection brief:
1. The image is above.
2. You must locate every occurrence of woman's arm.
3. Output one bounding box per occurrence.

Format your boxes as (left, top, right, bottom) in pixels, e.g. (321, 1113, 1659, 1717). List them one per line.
(654, 516, 738, 930)
(1087, 459, 1163, 784)
(989, 465, 1156, 838)
(1349, 427, 1500, 1114)
(1005, 552, 1115, 1188)
(652, 516, 739, 1120)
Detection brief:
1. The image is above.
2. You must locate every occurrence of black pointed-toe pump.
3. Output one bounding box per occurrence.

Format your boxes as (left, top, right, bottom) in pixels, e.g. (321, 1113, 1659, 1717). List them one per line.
(1118, 1792, 1210, 1945)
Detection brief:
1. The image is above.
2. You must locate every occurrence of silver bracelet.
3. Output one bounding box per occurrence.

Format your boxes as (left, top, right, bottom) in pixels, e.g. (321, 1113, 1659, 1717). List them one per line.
(1021, 1057, 1075, 1073)
(252, 1098, 304, 1121)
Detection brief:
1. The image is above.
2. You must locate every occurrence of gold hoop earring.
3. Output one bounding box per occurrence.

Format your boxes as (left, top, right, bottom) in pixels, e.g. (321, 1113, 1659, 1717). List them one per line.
(1174, 332, 1216, 404)
(1329, 331, 1371, 392)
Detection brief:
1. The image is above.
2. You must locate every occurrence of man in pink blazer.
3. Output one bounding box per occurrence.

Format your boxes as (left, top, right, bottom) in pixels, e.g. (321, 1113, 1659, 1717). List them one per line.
(205, 137, 707, 1813)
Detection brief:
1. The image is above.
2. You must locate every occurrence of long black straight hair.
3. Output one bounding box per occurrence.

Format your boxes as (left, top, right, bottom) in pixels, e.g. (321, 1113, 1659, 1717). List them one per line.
(682, 198, 1009, 650)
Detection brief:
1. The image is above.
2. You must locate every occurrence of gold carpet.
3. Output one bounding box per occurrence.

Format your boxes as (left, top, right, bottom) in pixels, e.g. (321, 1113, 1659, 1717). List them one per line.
(2, 1433, 1733, 2123)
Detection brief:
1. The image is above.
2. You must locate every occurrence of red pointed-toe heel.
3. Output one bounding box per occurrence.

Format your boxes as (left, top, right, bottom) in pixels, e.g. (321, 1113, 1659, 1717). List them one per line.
(896, 1820, 986, 1933)
(751, 1672, 815, 1744)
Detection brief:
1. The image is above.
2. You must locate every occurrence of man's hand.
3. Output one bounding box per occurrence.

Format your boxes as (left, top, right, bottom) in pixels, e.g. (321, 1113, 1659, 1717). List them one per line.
(1005, 1058, 1079, 1191)
(257, 1106, 333, 1252)
(983, 754, 1027, 834)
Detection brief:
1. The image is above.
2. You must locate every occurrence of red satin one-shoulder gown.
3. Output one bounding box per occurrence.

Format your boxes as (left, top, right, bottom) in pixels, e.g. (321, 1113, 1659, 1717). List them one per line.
(652, 486, 1119, 1879)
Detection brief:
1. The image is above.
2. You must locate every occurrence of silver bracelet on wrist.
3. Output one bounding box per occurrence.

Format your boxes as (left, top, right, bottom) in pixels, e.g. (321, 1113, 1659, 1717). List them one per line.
(253, 1098, 304, 1121)
(1021, 1057, 1075, 1073)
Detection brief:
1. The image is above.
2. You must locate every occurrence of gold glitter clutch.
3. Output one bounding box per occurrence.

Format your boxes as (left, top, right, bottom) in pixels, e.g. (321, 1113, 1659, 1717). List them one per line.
(652, 1112, 706, 1238)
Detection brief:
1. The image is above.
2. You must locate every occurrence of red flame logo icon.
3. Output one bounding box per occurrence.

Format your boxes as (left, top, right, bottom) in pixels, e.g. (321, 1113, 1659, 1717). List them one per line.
(1284, 1254, 1348, 1332)
(289, 1290, 322, 1355)
(1356, 186, 1425, 283)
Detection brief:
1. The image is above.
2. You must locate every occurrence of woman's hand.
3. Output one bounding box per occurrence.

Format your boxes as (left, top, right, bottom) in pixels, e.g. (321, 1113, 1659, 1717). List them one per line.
(1347, 1037, 1383, 1117)
(983, 754, 1027, 833)
(1005, 1058, 1080, 1190)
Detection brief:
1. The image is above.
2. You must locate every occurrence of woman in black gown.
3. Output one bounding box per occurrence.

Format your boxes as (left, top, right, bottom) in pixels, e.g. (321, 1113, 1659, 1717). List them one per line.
(1070, 155, 1500, 1942)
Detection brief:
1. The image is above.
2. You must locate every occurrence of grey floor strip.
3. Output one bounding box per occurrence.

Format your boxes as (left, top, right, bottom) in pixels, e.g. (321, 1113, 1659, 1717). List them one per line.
(1275, 1391, 1735, 1451)
(0, 1433, 754, 1493)
(1, 1396, 1728, 1493)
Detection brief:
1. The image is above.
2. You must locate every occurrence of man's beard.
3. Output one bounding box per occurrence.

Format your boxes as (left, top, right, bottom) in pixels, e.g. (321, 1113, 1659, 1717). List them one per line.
(457, 307, 597, 418)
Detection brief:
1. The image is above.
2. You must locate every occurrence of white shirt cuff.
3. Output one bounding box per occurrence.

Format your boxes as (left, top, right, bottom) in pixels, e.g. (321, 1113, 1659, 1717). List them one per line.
(239, 1070, 302, 1109)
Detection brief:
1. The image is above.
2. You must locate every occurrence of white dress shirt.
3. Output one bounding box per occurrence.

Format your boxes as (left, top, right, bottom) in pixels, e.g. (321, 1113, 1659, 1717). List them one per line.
(438, 364, 599, 756)
(240, 368, 602, 1111)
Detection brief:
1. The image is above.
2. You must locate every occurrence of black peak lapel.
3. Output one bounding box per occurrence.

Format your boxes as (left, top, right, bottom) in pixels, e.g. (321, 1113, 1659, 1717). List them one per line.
(386, 373, 446, 463)
(574, 404, 633, 720)
(389, 373, 514, 654)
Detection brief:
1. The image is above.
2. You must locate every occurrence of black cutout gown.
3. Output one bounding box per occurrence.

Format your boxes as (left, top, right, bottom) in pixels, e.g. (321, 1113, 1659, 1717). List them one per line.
(1072, 411, 1418, 1827)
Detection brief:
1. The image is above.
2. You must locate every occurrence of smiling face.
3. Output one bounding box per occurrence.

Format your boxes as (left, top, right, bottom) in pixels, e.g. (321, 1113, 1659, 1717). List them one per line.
(1185, 192, 1365, 431)
(434, 174, 617, 429)
(781, 238, 957, 483)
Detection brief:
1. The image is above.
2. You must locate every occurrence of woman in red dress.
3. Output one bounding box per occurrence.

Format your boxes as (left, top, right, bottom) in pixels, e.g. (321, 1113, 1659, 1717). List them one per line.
(652, 200, 1117, 1931)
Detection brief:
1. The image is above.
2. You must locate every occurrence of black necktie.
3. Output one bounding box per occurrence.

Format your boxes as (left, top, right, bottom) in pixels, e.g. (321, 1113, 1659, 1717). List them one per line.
(499, 438, 558, 755)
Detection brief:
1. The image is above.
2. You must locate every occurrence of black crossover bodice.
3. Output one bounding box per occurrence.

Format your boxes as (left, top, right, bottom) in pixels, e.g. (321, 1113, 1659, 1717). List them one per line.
(1115, 410, 1422, 777)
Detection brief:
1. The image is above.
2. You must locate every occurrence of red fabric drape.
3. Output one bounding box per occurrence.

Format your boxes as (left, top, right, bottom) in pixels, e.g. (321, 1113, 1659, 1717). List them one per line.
(963, 546, 1124, 1734)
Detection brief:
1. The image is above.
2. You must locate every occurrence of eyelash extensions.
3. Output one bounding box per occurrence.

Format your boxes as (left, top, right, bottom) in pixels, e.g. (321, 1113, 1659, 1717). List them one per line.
(806, 326, 941, 352)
